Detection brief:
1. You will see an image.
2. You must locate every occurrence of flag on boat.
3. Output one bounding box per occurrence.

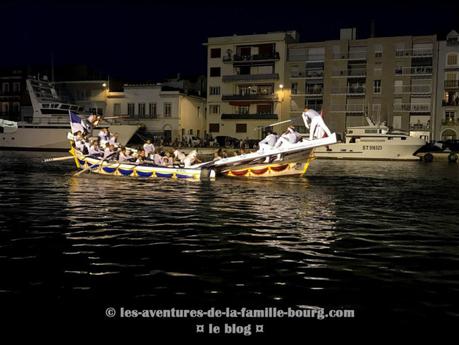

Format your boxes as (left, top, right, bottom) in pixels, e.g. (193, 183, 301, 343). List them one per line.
(69, 111, 88, 134)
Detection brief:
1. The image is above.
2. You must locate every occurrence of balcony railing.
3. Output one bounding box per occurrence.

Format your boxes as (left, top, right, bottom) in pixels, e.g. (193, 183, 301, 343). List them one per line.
(444, 80, 459, 89)
(394, 85, 432, 94)
(394, 66, 432, 75)
(331, 86, 366, 95)
(290, 69, 324, 79)
(409, 123, 431, 131)
(289, 53, 325, 62)
(442, 99, 459, 107)
(329, 104, 365, 113)
(395, 49, 433, 57)
(222, 73, 279, 82)
(221, 113, 278, 120)
(221, 94, 276, 101)
(332, 51, 368, 60)
(442, 119, 459, 125)
(223, 52, 280, 63)
(332, 69, 367, 77)
(393, 103, 431, 112)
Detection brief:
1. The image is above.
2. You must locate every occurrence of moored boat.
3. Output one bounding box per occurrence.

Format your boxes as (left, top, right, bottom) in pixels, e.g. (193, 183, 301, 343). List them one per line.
(313, 118, 426, 161)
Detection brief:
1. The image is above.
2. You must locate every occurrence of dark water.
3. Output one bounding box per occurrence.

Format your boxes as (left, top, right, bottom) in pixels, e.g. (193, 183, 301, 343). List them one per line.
(1, 151, 458, 332)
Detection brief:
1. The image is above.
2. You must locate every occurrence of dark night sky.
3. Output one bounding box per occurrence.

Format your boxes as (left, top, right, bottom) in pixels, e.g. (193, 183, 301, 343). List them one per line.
(1, 0, 458, 81)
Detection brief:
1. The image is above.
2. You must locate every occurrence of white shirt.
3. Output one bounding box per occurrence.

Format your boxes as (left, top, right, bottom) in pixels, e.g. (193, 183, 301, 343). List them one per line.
(143, 143, 155, 156)
(302, 109, 321, 121)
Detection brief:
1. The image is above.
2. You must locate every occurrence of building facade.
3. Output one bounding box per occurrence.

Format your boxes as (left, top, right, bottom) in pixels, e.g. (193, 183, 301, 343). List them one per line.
(0, 69, 28, 122)
(205, 31, 298, 140)
(435, 30, 459, 141)
(105, 84, 206, 144)
(287, 28, 437, 141)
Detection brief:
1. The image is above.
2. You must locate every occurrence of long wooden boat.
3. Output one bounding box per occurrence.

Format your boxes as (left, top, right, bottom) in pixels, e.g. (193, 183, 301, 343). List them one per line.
(71, 148, 216, 180)
(69, 133, 337, 180)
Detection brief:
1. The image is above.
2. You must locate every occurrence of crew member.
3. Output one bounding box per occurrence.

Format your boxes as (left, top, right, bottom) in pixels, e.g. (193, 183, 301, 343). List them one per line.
(302, 107, 332, 140)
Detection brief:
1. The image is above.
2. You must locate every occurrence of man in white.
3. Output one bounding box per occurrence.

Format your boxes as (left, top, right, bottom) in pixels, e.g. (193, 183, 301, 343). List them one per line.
(302, 107, 332, 140)
(274, 126, 300, 149)
(173, 149, 186, 164)
(257, 130, 278, 154)
(183, 150, 200, 168)
(143, 140, 155, 158)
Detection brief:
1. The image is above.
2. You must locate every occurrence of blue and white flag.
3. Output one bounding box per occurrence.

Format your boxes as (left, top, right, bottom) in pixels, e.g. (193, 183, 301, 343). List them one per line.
(69, 111, 87, 134)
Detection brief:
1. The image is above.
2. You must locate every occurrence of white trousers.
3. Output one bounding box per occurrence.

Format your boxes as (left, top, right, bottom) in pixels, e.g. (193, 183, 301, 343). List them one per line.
(309, 116, 332, 140)
(258, 142, 274, 153)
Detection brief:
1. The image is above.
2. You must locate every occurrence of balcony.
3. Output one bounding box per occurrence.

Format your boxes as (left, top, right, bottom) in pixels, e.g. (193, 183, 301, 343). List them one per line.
(288, 53, 325, 62)
(291, 87, 323, 97)
(331, 86, 366, 95)
(221, 94, 277, 101)
(409, 123, 431, 131)
(442, 119, 459, 125)
(395, 49, 433, 58)
(222, 73, 279, 82)
(331, 68, 367, 78)
(444, 80, 459, 89)
(394, 85, 432, 94)
(394, 66, 432, 75)
(221, 113, 278, 120)
(442, 99, 459, 107)
(332, 51, 368, 60)
(393, 103, 431, 113)
(223, 52, 280, 63)
(329, 104, 365, 113)
(290, 69, 324, 79)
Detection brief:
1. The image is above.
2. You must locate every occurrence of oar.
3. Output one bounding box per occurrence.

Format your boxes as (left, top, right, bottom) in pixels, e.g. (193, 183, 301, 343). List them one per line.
(43, 156, 75, 163)
(73, 151, 118, 177)
(254, 119, 292, 130)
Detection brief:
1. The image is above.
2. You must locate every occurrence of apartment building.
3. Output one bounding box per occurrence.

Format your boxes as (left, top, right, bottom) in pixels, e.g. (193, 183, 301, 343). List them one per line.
(435, 30, 459, 141)
(287, 28, 437, 140)
(105, 84, 206, 144)
(0, 69, 26, 122)
(205, 31, 298, 140)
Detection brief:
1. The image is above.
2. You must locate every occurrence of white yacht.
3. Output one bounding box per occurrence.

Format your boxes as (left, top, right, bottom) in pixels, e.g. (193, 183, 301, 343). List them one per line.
(314, 118, 426, 161)
(0, 77, 140, 151)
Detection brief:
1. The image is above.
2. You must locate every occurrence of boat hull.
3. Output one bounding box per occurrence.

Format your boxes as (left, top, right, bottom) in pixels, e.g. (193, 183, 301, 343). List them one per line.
(314, 141, 424, 161)
(74, 152, 215, 180)
(223, 160, 313, 178)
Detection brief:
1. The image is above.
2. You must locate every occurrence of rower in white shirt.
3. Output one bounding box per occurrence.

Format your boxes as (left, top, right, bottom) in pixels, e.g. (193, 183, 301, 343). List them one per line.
(302, 107, 332, 140)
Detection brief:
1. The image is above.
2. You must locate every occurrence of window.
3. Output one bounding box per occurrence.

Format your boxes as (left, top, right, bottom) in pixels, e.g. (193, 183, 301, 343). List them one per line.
(291, 82, 298, 94)
(127, 103, 135, 117)
(236, 124, 247, 133)
(373, 80, 382, 94)
(13, 102, 20, 113)
(209, 87, 220, 95)
(210, 48, 221, 58)
(445, 111, 455, 122)
(374, 44, 383, 58)
(164, 103, 172, 117)
(237, 106, 249, 114)
(209, 105, 220, 114)
(138, 103, 146, 117)
(13, 82, 21, 93)
(2, 83, 9, 93)
(209, 123, 220, 133)
(447, 53, 458, 66)
(113, 103, 121, 115)
(210, 67, 221, 77)
(149, 103, 157, 118)
(257, 104, 272, 114)
(189, 129, 193, 135)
